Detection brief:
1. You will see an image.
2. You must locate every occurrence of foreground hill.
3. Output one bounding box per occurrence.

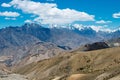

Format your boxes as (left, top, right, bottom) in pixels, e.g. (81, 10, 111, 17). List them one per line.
(14, 47, 120, 80)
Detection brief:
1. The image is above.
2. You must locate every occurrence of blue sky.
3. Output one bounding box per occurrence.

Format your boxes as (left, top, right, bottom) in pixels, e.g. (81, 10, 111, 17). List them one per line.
(0, 0, 120, 31)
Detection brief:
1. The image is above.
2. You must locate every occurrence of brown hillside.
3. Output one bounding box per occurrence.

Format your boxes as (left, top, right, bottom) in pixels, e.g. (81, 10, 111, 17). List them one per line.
(14, 47, 120, 80)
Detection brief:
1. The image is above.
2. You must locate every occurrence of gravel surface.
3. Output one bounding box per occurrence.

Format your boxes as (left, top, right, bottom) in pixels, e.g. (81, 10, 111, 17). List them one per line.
(0, 74, 28, 80)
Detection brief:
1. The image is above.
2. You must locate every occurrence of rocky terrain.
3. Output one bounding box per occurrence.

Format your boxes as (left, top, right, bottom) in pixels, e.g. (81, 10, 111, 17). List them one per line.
(14, 42, 65, 67)
(78, 42, 109, 51)
(12, 46, 120, 80)
(0, 23, 120, 65)
(0, 71, 28, 80)
(0, 23, 120, 80)
(0, 23, 99, 66)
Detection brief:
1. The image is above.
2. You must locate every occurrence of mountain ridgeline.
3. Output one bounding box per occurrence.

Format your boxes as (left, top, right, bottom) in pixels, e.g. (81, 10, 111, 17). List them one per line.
(0, 23, 120, 65)
(1, 23, 119, 49)
(0, 23, 120, 80)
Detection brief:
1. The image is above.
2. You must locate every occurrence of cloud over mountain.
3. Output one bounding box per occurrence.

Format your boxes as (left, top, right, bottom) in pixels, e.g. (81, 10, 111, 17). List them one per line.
(96, 20, 112, 24)
(8, 0, 95, 24)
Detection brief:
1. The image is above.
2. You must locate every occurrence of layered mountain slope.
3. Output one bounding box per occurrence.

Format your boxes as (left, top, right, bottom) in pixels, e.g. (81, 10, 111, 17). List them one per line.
(107, 37, 120, 47)
(0, 26, 66, 65)
(0, 23, 120, 66)
(0, 23, 102, 65)
(20, 23, 99, 48)
(14, 42, 65, 66)
(0, 69, 28, 80)
(14, 47, 120, 80)
(0, 23, 107, 51)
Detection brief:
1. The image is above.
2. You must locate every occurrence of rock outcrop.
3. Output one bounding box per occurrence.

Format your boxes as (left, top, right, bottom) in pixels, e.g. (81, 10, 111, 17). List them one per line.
(81, 42, 109, 51)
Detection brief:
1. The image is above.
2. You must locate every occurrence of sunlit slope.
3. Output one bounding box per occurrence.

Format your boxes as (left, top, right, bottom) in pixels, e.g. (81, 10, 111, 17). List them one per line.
(14, 47, 120, 80)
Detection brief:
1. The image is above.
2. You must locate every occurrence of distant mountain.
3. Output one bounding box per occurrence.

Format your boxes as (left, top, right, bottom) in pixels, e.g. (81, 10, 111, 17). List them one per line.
(13, 42, 65, 67)
(0, 23, 102, 50)
(0, 23, 120, 65)
(107, 37, 120, 47)
(111, 30, 120, 38)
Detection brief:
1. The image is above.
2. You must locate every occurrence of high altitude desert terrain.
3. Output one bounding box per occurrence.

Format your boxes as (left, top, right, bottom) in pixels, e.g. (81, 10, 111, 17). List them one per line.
(0, 23, 120, 80)
(0, 0, 120, 80)
(11, 46, 120, 80)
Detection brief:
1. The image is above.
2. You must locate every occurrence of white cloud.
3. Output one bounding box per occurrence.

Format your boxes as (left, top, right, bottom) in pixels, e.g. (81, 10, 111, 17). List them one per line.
(1, 3, 11, 7)
(96, 20, 112, 24)
(0, 11, 20, 17)
(73, 24, 112, 32)
(73, 24, 84, 30)
(89, 25, 112, 32)
(5, 17, 16, 20)
(9, 0, 95, 24)
(46, 0, 54, 1)
(73, 24, 102, 32)
(89, 25, 102, 32)
(24, 20, 32, 23)
(113, 12, 120, 18)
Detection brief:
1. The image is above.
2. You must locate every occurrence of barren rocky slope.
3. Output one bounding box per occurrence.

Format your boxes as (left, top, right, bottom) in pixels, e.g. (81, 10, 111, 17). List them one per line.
(14, 47, 120, 80)
(0, 64, 28, 80)
(0, 23, 120, 66)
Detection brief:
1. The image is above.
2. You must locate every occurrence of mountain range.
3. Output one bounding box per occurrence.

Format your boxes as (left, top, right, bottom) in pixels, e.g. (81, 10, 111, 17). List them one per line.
(0, 23, 120, 80)
(0, 23, 120, 65)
